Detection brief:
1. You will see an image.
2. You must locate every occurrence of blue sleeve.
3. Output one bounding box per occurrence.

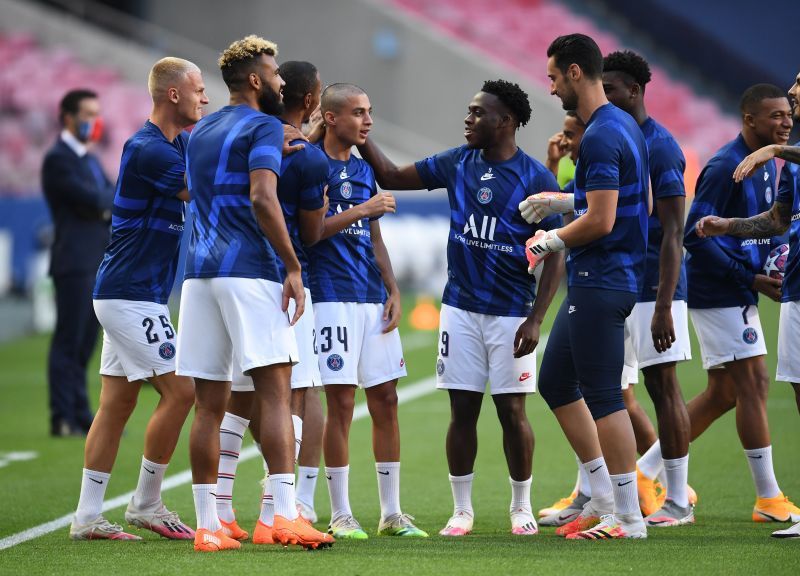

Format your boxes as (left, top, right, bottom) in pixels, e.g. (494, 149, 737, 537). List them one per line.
(249, 117, 282, 175)
(298, 148, 327, 212)
(650, 138, 686, 200)
(533, 168, 560, 195)
(684, 159, 755, 288)
(562, 180, 574, 194)
(580, 131, 620, 192)
(776, 163, 797, 206)
(137, 140, 185, 198)
(414, 146, 462, 191)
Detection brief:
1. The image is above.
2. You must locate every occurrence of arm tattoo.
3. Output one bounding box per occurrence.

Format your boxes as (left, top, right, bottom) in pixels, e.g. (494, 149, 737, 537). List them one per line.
(726, 201, 792, 238)
(777, 145, 800, 164)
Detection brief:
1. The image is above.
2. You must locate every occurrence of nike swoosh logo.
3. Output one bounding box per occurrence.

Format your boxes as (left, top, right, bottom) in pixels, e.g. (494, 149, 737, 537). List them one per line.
(378, 470, 390, 475)
(89, 478, 103, 484)
(306, 474, 317, 479)
(281, 481, 294, 486)
(589, 466, 603, 473)
(617, 480, 633, 487)
(143, 466, 155, 474)
(648, 519, 669, 525)
(480, 174, 495, 181)
(326, 475, 332, 480)
(557, 513, 576, 522)
(748, 455, 763, 459)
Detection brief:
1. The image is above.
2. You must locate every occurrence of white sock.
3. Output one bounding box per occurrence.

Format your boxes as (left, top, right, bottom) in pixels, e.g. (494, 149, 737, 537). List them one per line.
(576, 453, 591, 496)
(610, 471, 640, 517)
(326, 465, 352, 520)
(376, 462, 401, 519)
(637, 440, 663, 480)
(260, 471, 274, 525)
(216, 412, 249, 523)
(509, 476, 532, 514)
(449, 473, 474, 516)
(292, 415, 303, 462)
(657, 467, 668, 488)
(582, 457, 613, 502)
(270, 473, 299, 520)
(744, 446, 781, 498)
(296, 465, 319, 509)
(663, 455, 689, 508)
(192, 484, 221, 532)
(132, 457, 167, 510)
(75, 468, 110, 524)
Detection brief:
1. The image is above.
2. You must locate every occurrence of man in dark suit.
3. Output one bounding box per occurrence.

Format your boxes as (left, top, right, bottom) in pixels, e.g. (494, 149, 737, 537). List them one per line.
(42, 89, 114, 437)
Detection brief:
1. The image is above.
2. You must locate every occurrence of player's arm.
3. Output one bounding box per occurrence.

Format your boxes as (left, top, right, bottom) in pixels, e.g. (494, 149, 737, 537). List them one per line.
(357, 137, 425, 190)
(250, 168, 305, 324)
(651, 196, 684, 352)
(545, 131, 566, 177)
(696, 201, 792, 239)
(734, 145, 800, 181)
(558, 189, 618, 246)
(370, 219, 401, 333)
(315, 193, 397, 242)
(514, 248, 564, 358)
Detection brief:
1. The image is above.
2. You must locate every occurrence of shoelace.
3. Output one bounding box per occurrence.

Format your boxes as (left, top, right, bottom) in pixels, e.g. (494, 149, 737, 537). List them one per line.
(386, 513, 417, 528)
(334, 515, 362, 530)
(96, 518, 124, 533)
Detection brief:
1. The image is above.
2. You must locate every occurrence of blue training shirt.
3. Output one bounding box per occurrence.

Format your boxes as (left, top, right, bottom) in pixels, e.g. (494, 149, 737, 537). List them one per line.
(307, 149, 386, 304)
(93, 121, 187, 304)
(639, 117, 687, 303)
(184, 105, 283, 282)
(570, 103, 650, 294)
(415, 145, 562, 317)
(776, 155, 800, 303)
(274, 125, 328, 285)
(685, 134, 777, 309)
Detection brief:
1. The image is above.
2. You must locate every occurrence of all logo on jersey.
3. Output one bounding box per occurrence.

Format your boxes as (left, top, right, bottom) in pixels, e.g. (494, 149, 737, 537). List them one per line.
(742, 327, 759, 345)
(327, 353, 344, 371)
(159, 342, 176, 360)
(463, 213, 497, 241)
(436, 358, 445, 376)
(341, 181, 353, 199)
(477, 187, 493, 204)
(480, 168, 495, 181)
(339, 167, 348, 180)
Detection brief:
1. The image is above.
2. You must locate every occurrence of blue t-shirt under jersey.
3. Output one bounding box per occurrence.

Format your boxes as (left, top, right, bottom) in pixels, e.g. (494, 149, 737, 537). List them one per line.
(415, 145, 562, 317)
(307, 149, 386, 304)
(184, 105, 283, 282)
(274, 127, 328, 285)
(685, 134, 777, 309)
(639, 117, 687, 303)
(776, 154, 800, 303)
(569, 103, 650, 294)
(93, 121, 187, 304)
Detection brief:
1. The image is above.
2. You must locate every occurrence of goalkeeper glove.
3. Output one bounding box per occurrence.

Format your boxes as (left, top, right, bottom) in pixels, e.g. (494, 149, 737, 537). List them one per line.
(525, 229, 565, 274)
(518, 192, 574, 224)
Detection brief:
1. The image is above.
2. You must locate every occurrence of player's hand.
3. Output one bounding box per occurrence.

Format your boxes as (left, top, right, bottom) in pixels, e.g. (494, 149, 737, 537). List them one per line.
(546, 132, 566, 164)
(695, 215, 730, 238)
(651, 305, 676, 353)
(282, 124, 308, 156)
(525, 229, 565, 274)
(322, 185, 330, 214)
(382, 289, 401, 333)
(513, 317, 540, 358)
(304, 106, 325, 143)
(733, 145, 777, 182)
(518, 192, 574, 224)
(283, 270, 305, 325)
(752, 274, 782, 302)
(361, 191, 396, 218)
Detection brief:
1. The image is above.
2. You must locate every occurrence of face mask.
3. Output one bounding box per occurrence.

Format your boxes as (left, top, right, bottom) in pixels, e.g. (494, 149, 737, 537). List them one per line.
(77, 117, 104, 143)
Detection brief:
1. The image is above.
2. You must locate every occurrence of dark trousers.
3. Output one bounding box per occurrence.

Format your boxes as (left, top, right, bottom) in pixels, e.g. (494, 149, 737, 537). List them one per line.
(48, 273, 99, 429)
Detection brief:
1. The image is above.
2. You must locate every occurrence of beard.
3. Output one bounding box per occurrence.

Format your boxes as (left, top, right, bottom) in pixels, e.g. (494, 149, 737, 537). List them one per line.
(559, 88, 578, 111)
(258, 84, 284, 116)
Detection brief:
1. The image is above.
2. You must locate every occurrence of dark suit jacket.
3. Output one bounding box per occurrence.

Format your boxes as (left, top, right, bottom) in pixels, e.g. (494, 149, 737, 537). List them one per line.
(41, 138, 115, 278)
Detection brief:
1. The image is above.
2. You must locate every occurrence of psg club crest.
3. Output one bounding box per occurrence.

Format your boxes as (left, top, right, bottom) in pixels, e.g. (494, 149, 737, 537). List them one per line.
(327, 353, 344, 371)
(477, 187, 493, 204)
(742, 327, 758, 345)
(436, 358, 445, 376)
(765, 186, 772, 204)
(341, 181, 353, 199)
(158, 342, 176, 360)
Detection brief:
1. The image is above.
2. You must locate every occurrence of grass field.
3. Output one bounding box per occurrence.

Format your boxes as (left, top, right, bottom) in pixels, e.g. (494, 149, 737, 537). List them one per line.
(0, 292, 798, 575)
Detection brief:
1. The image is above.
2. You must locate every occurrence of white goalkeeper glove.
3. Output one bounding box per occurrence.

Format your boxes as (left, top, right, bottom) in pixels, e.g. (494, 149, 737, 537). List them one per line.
(525, 229, 565, 274)
(518, 192, 574, 224)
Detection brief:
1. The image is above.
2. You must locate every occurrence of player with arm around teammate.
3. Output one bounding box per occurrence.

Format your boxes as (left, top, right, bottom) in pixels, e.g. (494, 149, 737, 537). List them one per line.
(358, 79, 565, 537)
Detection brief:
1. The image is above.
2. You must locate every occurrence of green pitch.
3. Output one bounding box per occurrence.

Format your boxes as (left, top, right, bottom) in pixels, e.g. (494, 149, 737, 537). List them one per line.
(0, 293, 798, 575)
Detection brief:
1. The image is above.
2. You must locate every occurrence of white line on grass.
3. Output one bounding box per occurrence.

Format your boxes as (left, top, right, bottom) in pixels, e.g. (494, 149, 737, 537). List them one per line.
(0, 331, 547, 551)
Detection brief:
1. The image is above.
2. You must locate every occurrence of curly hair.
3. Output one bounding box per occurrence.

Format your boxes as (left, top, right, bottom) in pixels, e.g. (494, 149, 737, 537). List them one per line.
(481, 79, 531, 127)
(602, 50, 652, 88)
(218, 35, 278, 90)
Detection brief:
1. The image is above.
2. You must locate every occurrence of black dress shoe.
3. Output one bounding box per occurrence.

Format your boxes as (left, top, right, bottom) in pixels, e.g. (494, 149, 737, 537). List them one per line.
(50, 419, 86, 438)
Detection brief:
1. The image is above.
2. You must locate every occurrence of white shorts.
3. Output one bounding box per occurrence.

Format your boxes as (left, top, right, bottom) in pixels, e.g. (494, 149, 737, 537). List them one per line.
(94, 299, 177, 382)
(689, 305, 767, 370)
(777, 300, 800, 383)
(176, 278, 298, 381)
(313, 301, 406, 388)
(621, 300, 692, 387)
(231, 288, 321, 392)
(436, 304, 537, 395)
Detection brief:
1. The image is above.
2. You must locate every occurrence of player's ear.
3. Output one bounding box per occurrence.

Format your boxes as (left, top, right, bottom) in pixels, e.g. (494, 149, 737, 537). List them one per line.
(743, 112, 755, 129)
(630, 82, 641, 99)
(248, 71, 261, 92)
(168, 87, 179, 105)
(568, 63, 581, 82)
(323, 110, 336, 126)
(304, 92, 312, 111)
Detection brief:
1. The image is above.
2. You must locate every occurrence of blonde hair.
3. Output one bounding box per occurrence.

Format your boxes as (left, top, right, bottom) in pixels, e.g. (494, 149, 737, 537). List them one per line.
(218, 35, 279, 90)
(148, 57, 200, 101)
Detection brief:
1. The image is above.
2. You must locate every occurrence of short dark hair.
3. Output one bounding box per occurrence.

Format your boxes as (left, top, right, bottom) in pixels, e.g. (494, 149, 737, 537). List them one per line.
(59, 89, 97, 125)
(603, 50, 652, 91)
(739, 83, 788, 116)
(481, 79, 532, 127)
(280, 61, 319, 110)
(321, 83, 367, 114)
(547, 34, 603, 80)
(565, 109, 586, 127)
